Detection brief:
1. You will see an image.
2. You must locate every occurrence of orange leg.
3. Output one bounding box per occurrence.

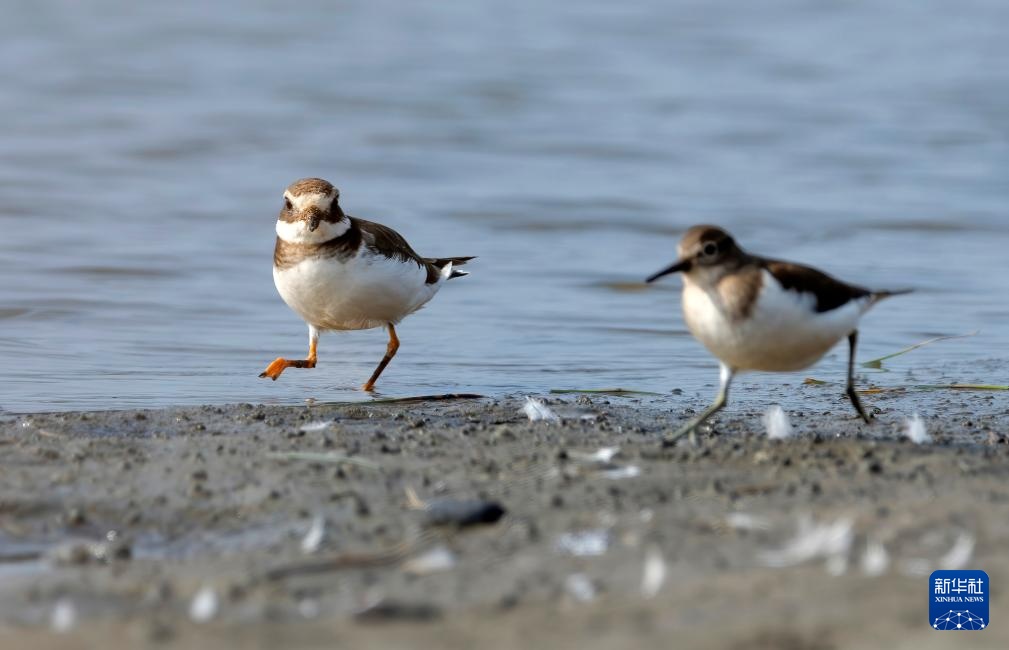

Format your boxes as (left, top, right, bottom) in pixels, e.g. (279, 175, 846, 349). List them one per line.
(259, 329, 319, 381)
(362, 324, 400, 392)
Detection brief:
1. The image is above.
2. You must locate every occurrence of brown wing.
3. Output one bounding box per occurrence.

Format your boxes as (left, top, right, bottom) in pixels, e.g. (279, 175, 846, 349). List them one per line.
(354, 217, 447, 284)
(763, 260, 871, 312)
(355, 217, 475, 283)
(354, 218, 426, 263)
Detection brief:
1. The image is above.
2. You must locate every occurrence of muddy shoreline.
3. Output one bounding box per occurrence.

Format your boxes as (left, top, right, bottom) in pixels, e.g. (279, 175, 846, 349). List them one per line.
(2, 392, 1008, 649)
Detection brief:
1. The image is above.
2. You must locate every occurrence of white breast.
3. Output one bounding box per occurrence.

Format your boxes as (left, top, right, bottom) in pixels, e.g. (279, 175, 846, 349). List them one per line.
(274, 250, 443, 331)
(682, 270, 870, 372)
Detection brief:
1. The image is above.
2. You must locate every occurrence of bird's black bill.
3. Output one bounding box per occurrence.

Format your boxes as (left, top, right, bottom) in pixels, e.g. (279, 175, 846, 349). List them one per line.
(646, 259, 691, 283)
(307, 215, 322, 232)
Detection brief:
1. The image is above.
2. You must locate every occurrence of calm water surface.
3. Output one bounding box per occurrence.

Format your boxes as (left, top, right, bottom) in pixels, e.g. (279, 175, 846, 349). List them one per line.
(1, 1, 1007, 412)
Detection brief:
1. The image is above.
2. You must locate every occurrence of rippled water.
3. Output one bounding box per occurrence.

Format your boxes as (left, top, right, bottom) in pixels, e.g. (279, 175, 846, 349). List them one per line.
(1, 1, 1007, 412)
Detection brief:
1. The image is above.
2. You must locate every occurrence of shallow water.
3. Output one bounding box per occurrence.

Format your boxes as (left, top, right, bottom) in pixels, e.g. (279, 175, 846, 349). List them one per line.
(1, 1, 1007, 413)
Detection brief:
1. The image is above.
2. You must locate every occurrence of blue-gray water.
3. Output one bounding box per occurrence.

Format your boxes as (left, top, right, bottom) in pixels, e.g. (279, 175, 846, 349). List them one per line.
(1, 1, 1007, 412)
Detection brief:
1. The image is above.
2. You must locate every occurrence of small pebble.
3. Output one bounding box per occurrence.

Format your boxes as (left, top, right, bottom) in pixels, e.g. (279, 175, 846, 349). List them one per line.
(424, 499, 506, 527)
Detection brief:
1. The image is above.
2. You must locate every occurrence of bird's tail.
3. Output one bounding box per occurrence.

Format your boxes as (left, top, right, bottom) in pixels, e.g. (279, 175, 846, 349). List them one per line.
(869, 288, 913, 306)
(429, 256, 475, 280)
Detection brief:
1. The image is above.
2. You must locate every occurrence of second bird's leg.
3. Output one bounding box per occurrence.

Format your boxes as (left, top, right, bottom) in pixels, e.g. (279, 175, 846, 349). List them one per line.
(667, 362, 736, 444)
(362, 323, 400, 392)
(846, 330, 872, 423)
(259, 326, 319, 381)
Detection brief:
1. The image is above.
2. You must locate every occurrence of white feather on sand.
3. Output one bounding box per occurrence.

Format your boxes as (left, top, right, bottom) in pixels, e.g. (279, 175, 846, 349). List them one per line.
(402, 546, 457, 576)
(759, 516, 853, 569)
(189, 585, 219, 623)
(903, 413, 931, 444)
(861, 538, 889, 576)
(939, 533, 974, 570)
(569, 446, 620, 464)
(301, 515, 326, 554)
(564, 574, 597, 603)
(299, 420, 334, 433)
(725, 512, 772, 532)
(522, 397, 560, 423)
(50, 599, 76, 633)
(641, 545, 667, 598)
(763, 405, 794, 440)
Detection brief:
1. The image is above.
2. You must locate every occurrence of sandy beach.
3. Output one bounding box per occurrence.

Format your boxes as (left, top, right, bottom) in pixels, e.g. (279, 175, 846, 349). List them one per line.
(2, 390, 1007, 649)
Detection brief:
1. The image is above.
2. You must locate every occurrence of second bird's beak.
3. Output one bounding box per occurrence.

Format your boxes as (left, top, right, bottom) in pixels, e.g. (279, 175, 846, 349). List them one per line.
(306, 213, 322, 232)
(646, 258, 691, 283)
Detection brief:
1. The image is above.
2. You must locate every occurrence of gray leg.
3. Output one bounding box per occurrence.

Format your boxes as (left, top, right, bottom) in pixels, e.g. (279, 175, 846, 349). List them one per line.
(667, 362, 736, 443)
(846, 330, 871, 423)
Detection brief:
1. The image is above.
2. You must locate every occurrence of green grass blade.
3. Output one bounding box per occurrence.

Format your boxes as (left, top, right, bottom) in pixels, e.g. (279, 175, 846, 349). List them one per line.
(806, 380, 1008, 393)
(857, 384, 1009, 394)
(860, 331, 979, 369)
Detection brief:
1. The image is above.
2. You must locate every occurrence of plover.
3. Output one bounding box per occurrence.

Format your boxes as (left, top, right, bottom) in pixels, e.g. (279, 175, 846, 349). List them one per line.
(260, 178, 474, 391)
(646, 225, 909, 441)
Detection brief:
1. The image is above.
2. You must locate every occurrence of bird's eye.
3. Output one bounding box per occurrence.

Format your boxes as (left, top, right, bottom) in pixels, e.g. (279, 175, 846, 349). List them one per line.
(284, 198, 293, 210)
(702, 242, 718, 257)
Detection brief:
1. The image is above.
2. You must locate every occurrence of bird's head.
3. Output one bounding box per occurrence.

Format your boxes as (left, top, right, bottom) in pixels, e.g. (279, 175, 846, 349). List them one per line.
(646, 225, 744, 284)
(276, 178, 349, 244)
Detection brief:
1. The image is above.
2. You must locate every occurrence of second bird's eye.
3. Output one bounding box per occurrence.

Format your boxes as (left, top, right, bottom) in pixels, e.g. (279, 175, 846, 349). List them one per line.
(702, 242, 718, 256)
(284, 198, 293, 210)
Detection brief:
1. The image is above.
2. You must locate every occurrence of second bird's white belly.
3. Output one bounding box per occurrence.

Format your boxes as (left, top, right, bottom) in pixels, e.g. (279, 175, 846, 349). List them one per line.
(682, 270, 865, 372)
(274, 252, 440, 331)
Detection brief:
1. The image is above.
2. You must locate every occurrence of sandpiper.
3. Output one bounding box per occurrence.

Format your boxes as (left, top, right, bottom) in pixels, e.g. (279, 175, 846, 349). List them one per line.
(646, 225, 909, 441)
(260, 178, 474, 391)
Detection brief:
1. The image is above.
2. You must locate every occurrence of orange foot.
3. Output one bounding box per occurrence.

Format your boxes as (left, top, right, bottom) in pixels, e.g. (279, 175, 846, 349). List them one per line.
(259, 357, 315, 381)
(360, 324, 399, 393)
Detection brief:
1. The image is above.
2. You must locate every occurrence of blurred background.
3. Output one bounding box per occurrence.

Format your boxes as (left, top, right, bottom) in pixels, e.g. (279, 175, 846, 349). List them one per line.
(0, 0, 1006, 412)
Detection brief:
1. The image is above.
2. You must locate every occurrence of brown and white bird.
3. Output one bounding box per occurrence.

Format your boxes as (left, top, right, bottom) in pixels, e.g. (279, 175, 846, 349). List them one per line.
(260, 178, 473, 391)
(646, 225, 910, 441)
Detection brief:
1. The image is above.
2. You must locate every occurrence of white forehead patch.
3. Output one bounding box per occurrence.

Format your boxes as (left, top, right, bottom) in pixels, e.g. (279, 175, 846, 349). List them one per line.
(285, 190, 336, 212)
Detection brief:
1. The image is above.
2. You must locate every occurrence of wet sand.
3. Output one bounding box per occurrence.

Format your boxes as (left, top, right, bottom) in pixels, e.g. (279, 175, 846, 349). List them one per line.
(2, 390, 1008, 649)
